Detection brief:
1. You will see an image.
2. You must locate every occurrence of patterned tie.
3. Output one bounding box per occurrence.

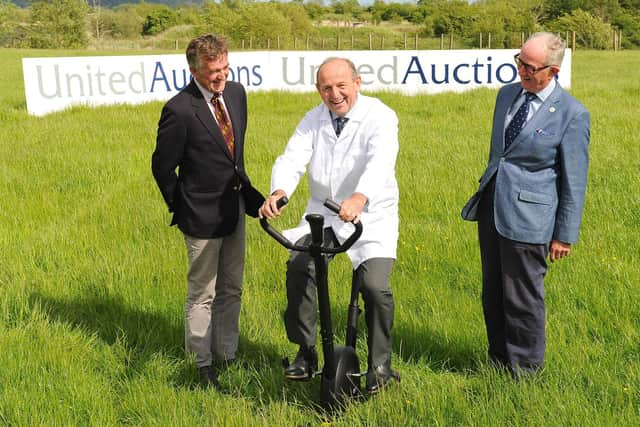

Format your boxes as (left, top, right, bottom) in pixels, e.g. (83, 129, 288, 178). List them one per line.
(504, 92, 536, 149)
(211, 93, 234, 159)
(335, 117, 349, 137)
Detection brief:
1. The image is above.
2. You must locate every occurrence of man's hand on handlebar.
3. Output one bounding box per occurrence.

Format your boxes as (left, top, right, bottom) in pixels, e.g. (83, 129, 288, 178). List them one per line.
(339, 193, 367, 224)
(259, 189, 288, 219)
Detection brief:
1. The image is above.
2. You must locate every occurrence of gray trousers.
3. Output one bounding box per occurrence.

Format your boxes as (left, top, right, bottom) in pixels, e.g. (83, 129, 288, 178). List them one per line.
(284, 228, 395, 369)
(183, 201, 246, 368)
(477, 179, 548, 372)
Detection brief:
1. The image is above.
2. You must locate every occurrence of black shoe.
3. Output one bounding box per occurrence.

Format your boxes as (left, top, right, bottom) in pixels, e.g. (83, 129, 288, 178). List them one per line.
(198, 365, 222, 390)
(284, 346, 318, 380)
(366, 363, 400, 394)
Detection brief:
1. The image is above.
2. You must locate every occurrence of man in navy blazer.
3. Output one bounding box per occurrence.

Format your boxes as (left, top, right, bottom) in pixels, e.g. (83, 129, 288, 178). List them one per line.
(152, 34, 264, 389)
(462, 32, 590, 378)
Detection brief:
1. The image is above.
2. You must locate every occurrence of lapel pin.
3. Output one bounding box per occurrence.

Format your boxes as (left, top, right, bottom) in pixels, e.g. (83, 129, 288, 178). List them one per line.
(549, 106, 556, 113)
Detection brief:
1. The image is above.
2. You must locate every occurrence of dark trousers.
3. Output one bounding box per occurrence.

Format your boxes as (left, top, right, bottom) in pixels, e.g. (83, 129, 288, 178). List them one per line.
(477, 179, 549, 373)
(284, 228, 395, 369)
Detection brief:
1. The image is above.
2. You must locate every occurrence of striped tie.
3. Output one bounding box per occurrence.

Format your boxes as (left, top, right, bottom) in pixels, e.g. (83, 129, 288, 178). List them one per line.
(211, 93, 234, 159)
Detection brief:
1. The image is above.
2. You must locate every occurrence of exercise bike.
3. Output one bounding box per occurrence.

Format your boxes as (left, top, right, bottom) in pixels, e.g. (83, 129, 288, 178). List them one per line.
(260, 197, 365, 410)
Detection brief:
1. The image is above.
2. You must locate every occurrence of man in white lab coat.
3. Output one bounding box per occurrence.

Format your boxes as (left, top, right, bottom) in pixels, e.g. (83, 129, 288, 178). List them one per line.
(259, 57, 400, 394)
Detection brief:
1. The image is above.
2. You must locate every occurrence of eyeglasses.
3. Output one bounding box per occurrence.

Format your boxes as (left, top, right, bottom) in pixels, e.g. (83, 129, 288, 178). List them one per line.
(514, 54, 551, 74)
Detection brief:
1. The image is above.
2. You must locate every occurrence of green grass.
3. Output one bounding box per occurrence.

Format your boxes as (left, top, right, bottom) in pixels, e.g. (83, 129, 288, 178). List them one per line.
(1, 48, 639, 425)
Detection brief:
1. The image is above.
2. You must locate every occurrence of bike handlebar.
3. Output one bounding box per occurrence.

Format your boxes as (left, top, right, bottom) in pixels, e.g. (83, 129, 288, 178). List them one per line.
(260, 197, 363, 254)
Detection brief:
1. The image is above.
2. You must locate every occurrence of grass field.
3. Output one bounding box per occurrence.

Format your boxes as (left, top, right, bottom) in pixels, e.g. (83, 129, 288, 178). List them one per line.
(0, 48, 639, 426)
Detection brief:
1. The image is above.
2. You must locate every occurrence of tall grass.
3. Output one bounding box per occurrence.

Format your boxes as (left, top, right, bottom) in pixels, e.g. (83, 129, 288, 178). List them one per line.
(0, 48, 638, 425)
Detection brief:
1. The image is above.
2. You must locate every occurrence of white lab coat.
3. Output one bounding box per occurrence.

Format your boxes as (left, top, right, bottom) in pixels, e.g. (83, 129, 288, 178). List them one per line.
(270, 94, 399, 269)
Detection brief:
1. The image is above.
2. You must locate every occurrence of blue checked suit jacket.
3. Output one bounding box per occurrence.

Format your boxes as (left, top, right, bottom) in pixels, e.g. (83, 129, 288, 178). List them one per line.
(462, 82, 590, 245)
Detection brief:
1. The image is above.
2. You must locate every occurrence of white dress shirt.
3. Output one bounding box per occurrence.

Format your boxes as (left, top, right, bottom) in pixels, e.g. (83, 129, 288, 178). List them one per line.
(270, 94, 400, 268)
(505, 78, 557, 129)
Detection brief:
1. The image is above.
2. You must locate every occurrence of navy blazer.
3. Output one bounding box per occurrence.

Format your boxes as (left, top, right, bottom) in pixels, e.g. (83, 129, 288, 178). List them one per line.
(462, 82, 590, 245)
(152, 80, 264, 238)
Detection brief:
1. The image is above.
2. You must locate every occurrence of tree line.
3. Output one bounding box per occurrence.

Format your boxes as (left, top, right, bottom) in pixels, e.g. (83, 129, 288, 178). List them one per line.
(0, 0, 638, 50)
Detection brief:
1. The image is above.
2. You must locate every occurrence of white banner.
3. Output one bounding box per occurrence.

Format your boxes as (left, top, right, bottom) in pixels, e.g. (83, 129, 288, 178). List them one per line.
(22, 49, 572, 116)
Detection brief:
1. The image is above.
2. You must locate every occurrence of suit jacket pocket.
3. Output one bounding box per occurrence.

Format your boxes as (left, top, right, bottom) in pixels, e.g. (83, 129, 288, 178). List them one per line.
(182, 188, 226, 226)
(518, 189, 551, 205)
(515, 189, 553, 234)
(188, 189, 224, 199)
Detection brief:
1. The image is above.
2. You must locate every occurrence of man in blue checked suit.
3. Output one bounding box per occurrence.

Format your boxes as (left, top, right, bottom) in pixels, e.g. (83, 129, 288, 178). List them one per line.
(461, 32, 590, 379)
